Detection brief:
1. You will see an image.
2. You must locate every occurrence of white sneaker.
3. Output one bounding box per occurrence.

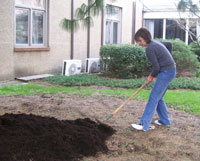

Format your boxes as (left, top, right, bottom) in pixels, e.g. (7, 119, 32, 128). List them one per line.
(154, 120, 170, 126)
(131, 124, 155, 131)
(131, 124, 145, 131)
(154, 120, 162, 125)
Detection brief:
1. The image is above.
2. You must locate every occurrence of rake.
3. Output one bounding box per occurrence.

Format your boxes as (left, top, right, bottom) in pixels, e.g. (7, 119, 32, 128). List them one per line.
(106, 82, 148, 120)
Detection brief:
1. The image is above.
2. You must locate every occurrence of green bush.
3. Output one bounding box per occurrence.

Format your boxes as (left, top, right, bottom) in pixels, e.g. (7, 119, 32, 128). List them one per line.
(189, 41, 200, 61)
(171, 40, 199, 73)
(100, 44, 151, 78)
(100, 40, 200, 79)
(160, 39, 200, 75)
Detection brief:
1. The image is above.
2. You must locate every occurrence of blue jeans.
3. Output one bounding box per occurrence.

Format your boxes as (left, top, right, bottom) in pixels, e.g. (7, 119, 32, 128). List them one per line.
(137, 67, 176, 131)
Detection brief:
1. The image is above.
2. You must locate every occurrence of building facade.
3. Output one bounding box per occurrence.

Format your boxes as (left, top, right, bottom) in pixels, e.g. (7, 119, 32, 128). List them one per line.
(0, 0, 143, 81)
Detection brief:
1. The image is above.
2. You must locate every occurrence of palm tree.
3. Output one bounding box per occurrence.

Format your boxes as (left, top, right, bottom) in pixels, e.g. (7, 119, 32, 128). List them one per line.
(60, 0, 115, 59)
(60, 0, 115, 32)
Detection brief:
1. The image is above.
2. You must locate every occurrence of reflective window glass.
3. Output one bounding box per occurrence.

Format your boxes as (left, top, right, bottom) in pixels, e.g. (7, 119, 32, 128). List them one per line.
(106, 7, 120, 21)
(16, 9, 29, 44)
(32, 11, 44, 44)
(113, 22, 118, 44)
(106, 21, 111, 44)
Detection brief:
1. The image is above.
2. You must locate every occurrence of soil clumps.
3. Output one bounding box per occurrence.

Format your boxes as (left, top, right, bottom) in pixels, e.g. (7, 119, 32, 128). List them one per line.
(0, 113, 115, 161)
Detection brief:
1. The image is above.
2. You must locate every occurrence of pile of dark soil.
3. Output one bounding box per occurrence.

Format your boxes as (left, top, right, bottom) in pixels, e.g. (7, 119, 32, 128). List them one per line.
(0, 113, 115, 161)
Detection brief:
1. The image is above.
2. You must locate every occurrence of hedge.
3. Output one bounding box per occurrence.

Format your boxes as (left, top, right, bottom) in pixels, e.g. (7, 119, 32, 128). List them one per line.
(189, 41, 200, 61)
(168, 39, 200, 74)
(100, 40, 200, 78)
(100, 44, 151, 78)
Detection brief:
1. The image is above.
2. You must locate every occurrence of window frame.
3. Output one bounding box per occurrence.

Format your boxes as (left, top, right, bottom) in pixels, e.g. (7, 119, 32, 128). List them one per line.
(105, 6, 122, 44)
(15, 0, 48, 48)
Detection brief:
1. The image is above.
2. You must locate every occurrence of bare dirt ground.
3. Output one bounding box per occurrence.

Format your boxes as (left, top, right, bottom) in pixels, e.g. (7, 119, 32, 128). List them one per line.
(0, 91, 200, 161)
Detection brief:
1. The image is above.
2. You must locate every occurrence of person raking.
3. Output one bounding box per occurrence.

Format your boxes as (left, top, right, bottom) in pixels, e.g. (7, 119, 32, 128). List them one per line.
(131, 27, 176, 131)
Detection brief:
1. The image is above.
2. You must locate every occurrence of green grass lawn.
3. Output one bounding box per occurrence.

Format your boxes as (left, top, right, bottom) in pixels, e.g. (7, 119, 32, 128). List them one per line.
(0, 83, 200, 116)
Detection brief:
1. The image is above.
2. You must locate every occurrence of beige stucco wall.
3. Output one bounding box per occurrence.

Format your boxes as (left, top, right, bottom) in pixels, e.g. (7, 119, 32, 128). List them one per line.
(0, 0, 143, 81)
(0, 0, 15, 81)
(73, 0, 102, 69)
(13, 0, 71, 78)
(105, 0, 144, 43)
(73, 0, 88, 70)
(105, 0, 135, 44)
(90, 16, 102, 58)
(135, 1, 143, 32)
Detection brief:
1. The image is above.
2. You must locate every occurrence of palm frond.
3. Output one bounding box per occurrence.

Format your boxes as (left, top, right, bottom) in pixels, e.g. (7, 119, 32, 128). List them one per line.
(75, 3, 88, 20)
(82, 16, 94, 29)
(88, 0, 103, 16)
(60, 18, 79, 32)
(88, 0, 95, 6)
(106, 4, 116, 15)
(61, 0, 117, 32)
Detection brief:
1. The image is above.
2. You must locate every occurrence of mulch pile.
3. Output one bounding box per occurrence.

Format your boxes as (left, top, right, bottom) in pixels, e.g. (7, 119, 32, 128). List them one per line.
(0, 113, 115, 161)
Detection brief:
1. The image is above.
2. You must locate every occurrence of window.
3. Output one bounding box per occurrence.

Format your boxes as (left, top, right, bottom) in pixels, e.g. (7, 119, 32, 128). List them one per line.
(15, 0, 48, 47)
(105, 6, 121, 44)
(144, 19, 163, 39)
(166, 19, 185, 42)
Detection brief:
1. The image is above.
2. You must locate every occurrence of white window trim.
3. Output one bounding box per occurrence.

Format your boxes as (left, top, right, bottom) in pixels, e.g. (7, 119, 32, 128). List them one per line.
(15, 0, 48, 48)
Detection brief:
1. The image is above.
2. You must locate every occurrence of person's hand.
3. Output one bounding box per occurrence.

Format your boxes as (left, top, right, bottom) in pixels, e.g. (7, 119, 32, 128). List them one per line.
(147, 75, 154, 84)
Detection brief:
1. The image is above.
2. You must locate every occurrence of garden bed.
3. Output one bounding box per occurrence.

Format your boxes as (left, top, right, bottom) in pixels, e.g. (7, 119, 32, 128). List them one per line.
(0, 93, 200, 161)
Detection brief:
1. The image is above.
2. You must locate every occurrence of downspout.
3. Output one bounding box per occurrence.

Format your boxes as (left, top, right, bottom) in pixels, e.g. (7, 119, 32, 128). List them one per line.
(101, 0, 105, 46)
(71, 0, 74, 59)
(87, 0, 91, 58)
(132, 1, 136, 44)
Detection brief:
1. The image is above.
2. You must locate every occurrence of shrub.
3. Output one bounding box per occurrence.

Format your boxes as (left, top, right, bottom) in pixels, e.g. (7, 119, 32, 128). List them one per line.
(189, 41, 200, 61)
(171, 40, 199, 74)
(100, 44, 151, 78)
(159, 39, 200, 76)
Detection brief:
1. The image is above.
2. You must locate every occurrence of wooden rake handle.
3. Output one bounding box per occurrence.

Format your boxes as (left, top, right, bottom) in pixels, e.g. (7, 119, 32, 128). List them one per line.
(111, 82, 148, 116)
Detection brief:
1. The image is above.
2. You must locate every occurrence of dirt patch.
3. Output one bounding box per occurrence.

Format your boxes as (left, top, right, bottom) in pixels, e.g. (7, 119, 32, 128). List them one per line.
(0, 93, 200, 161)
(0, 113, 115, 161)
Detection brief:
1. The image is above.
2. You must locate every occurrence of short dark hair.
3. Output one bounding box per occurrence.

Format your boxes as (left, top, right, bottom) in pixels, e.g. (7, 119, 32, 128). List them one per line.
(134, 27, 152, 44)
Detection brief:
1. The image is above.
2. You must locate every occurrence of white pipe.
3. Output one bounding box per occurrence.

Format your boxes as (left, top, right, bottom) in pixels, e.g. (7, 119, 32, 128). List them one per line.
(163, 19, 166, 39)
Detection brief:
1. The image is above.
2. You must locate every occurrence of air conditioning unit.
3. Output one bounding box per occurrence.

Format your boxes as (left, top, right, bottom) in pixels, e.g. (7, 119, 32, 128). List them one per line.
(62, 59, 82, 76)
(85, 58, 100, 73)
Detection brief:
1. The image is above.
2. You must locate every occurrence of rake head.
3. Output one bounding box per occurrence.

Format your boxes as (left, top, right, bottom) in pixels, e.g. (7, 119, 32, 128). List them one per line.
(106, 114, 113, 121)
